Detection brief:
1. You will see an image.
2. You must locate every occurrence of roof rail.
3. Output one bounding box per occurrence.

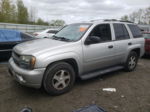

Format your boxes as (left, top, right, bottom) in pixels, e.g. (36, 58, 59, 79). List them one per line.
(90, 19, 104, 22)
(90, 19, 117, 22)
(104, 19, 118, 21)
(90, 19, 134, 23)
(119, 20, 134, 23)
(104, 19, 134, 23)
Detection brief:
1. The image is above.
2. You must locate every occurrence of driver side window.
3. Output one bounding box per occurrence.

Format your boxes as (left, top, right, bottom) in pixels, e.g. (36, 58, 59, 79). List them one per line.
(89, 24, 112, 43)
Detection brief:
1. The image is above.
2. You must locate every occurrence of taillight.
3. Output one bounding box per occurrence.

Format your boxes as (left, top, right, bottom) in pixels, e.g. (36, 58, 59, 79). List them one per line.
(145, 39, 150, 45)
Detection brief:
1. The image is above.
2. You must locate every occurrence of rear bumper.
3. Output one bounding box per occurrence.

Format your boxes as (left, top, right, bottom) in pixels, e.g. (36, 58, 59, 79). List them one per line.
(145, 45, 150, 55)
(145, 52, 150, 55)
(8, 58, 46, 88)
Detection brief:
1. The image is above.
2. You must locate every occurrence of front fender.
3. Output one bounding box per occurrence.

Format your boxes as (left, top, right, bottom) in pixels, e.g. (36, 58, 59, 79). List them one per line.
(35, 52, 83, 75)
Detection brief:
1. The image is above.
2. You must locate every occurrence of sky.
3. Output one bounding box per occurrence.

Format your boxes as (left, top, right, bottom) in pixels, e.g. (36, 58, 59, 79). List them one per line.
(23, 0, 150, 24)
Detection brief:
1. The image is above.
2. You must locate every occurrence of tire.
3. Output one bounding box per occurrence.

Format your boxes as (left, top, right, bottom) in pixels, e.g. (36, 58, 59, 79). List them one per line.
(124, 51, 138, 72)
(43, 62, 75, 95)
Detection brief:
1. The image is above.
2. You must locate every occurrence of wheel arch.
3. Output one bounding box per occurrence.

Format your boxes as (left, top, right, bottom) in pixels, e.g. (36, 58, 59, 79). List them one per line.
(45, 58, 79, 77)
(130, 48, 140, 58)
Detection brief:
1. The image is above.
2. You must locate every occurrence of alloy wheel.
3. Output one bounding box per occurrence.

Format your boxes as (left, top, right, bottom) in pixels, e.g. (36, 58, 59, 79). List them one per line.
(52, 70, 71, 90)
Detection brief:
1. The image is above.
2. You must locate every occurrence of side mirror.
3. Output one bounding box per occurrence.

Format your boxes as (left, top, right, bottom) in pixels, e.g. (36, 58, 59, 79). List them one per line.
(85, 36, 101, 45)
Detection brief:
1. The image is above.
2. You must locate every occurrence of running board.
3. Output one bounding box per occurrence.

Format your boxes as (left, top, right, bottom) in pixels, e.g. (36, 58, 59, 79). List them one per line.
(80, 66, 124, 80)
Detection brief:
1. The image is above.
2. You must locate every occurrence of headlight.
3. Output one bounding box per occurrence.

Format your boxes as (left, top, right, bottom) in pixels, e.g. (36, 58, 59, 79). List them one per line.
(20, 55, 36, 69)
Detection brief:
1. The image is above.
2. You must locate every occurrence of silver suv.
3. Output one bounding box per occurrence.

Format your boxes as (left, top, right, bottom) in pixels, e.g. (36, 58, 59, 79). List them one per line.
(8, 20, 144, 95)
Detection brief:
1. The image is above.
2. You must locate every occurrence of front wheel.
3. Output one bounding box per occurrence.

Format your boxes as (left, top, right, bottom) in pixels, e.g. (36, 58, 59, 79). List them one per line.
(43, 62, 75, 95)
(124, 51, 138, 72)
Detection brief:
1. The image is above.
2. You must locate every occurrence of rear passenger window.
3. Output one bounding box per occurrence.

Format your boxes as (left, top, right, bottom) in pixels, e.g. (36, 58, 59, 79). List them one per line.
(128, 24, 142, 38)
(113, 24, 130, 40)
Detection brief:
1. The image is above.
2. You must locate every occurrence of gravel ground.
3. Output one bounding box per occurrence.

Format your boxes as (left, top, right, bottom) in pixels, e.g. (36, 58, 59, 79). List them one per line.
(0, 58, 150, 112)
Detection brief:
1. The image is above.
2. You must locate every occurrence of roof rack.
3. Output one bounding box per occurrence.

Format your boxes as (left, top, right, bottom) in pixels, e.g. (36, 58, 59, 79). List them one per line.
(90, 19, 134, 23)
(90, 19, 104, 22)
(104, 19, 118, 21)
(119, 20, 134, 23)
(104, 19, 134, 23)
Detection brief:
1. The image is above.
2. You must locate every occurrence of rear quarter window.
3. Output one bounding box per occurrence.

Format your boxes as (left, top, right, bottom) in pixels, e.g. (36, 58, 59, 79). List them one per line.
(128, 24, 142, 38)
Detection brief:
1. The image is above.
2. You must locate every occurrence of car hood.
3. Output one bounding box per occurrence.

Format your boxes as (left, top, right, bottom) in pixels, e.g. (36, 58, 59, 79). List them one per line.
(14, 38, 71, 56)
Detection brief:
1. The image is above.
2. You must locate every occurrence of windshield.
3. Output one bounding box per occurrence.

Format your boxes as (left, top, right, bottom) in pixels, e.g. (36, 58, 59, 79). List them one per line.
(143, 33, 150, 39)
(53, 23, 91, 41)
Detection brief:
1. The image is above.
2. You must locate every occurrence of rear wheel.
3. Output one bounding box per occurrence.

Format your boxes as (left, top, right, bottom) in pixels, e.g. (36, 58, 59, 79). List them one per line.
(124, 51, 138, 72)
(43, 62, 75, 95)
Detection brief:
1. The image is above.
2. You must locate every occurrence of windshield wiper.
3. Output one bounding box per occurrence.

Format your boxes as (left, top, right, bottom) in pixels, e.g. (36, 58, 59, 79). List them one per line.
(52, 35, 72, 42)
(52, 35, 59, 40)
(59, 37, 71, 41)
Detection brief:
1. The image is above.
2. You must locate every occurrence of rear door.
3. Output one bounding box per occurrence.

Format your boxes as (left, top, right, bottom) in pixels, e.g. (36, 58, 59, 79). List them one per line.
(112, 23, 131, 64)
(127, 24, 144, 56)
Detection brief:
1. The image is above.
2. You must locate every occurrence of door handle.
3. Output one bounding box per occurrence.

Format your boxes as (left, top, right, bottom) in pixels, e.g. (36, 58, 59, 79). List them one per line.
(128, 42, 132, 45)
(108, 45, 113, 49)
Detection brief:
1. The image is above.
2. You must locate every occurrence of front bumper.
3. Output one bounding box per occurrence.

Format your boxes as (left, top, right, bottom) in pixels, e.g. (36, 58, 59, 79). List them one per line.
(8, 58, 46, 88)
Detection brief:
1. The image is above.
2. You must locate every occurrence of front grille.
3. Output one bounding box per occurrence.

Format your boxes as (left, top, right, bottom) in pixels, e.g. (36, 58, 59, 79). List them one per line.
(12, 51, 21, 66)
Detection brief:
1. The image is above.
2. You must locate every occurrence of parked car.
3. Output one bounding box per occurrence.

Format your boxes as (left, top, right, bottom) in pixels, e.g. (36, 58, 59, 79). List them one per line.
(0, 29, 34, 61)
(33, 29, 59, 38)
(8, 20, 144, 95)
(143, 32, 150, 55)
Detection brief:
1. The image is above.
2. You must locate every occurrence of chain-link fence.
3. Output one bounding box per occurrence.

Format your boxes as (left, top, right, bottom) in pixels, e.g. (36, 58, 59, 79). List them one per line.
(0, 22, 149, 33)
(0, 22, 61, 33)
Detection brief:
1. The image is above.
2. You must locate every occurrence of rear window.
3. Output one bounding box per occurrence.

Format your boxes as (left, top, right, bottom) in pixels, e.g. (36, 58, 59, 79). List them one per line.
(0, 30, 21, 42)
(128, 24, 142, 38)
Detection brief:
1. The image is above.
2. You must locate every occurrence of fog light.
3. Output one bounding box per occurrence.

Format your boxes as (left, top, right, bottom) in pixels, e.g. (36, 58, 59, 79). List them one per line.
(16, 74, 26, 83)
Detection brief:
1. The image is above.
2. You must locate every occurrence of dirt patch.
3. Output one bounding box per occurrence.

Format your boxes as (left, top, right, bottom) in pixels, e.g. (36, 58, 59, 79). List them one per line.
(0, 59, 150, 112)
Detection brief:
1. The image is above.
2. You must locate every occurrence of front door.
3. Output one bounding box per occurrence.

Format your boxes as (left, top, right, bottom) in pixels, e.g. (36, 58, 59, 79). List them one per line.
(83, 24, 116, 73)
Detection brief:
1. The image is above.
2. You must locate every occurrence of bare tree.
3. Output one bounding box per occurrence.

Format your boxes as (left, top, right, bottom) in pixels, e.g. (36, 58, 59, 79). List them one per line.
(121, 6, 150, 24)
(145, 7, 150, 24)
(29, 6, 37, 24)
(121, 15, 129, 21)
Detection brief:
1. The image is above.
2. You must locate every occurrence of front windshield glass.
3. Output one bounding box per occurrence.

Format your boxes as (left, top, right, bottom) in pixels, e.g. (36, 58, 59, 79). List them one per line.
(143, 33, 150, 39)
(53, 23, 91, 41)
